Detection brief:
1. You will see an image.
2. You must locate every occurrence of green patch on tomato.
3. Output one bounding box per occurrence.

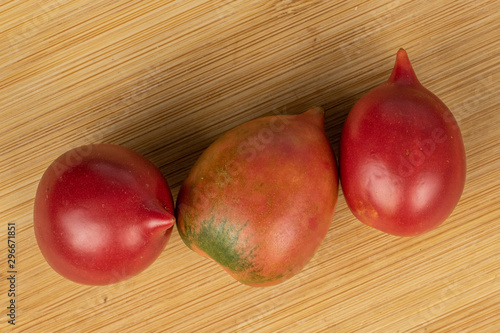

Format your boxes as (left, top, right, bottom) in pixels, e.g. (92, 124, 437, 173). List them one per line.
(181, 216, 257, 273)
(239, 270, 286, 286)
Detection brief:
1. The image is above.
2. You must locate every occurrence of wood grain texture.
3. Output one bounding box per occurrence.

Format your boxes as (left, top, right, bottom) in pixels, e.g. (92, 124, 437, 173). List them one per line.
(1, 0, 499, 332)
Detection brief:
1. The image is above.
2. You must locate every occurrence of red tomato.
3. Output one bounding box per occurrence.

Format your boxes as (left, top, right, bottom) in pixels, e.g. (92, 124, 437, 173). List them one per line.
(340, 49, 466, 236)
(34, 144, 175, 285)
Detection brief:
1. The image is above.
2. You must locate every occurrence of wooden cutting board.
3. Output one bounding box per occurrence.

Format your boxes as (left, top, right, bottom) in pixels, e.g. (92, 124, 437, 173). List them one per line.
(1, 0, 499, 332)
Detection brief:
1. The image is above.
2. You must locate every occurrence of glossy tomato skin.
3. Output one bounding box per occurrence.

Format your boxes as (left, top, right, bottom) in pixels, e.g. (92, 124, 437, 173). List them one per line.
(34, 144, 175, 285)
(340, 49, 466, 237)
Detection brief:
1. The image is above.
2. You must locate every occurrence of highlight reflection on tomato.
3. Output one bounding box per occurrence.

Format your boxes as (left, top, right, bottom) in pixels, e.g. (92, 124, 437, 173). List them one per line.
(340, 49, 466, 236)
(34, 144, 175, 285)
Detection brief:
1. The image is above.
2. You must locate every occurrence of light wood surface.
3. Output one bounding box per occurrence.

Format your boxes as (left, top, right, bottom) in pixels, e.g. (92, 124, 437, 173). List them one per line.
(1, 0, 499, 332)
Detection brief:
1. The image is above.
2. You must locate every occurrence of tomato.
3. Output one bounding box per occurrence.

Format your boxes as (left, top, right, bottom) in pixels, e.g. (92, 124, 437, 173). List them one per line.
(176, 108, 339, 286)
(33, 144, 175, 285)
(340, 49, 466, 236)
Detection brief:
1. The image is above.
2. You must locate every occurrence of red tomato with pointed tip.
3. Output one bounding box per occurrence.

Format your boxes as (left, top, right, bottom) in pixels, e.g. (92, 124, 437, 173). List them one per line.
(340, 49, 466, 236)
(34, 144, 175, 285)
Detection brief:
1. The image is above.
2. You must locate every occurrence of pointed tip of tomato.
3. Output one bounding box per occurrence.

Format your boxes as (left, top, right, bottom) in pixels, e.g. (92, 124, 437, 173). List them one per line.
(388, 48, 421, 86)
(300, 106, 325, 128)
(145, 210, 176, 235)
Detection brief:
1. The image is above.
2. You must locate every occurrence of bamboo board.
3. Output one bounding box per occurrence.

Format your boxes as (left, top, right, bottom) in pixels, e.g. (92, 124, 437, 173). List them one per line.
(1, 0, 499, 332)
